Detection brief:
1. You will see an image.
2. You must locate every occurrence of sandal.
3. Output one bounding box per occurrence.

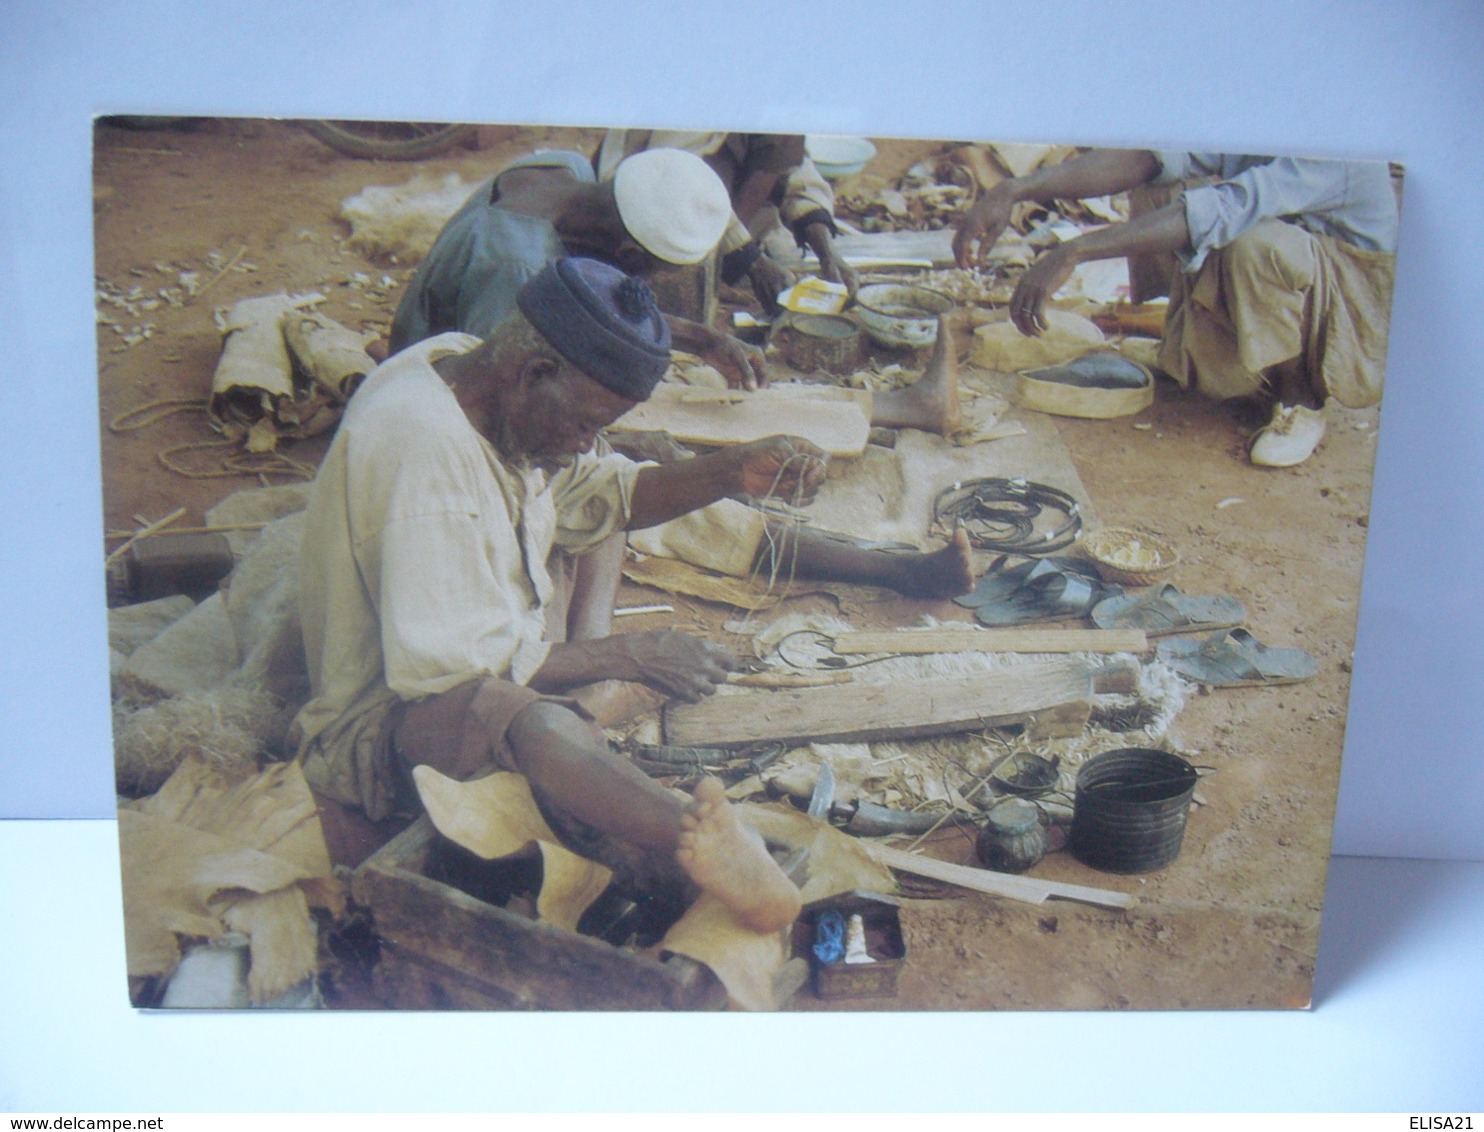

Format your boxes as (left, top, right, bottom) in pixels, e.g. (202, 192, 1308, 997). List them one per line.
(957, 555, 1116, 627)
(1156, 628, 1318, 687)
(1091, 583, 1246, 637)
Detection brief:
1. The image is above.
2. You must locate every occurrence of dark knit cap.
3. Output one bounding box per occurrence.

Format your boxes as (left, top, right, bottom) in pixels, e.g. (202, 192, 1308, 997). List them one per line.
(517, 257, 671, 401)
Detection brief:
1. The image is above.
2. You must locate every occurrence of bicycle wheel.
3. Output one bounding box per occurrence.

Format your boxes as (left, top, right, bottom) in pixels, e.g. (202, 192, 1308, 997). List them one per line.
(302, 119, 477, 160)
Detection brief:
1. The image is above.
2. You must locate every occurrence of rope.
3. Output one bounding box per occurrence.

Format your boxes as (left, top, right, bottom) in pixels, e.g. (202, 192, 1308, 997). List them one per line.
(109, 390, 316, 482)
(158, 440, 315, 481)
(728, 449, 827, 644)
(108, 397, 204, 432)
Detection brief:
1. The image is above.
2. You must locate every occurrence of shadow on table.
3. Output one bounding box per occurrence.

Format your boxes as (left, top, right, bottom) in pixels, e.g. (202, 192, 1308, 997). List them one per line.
(1311, 854, 1460, 1006)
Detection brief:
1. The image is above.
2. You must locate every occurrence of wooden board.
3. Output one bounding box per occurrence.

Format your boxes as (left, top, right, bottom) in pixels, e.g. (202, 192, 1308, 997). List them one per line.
(778, 228, 1032, 271)
(610, 384, 871, 457)
(663, 660, 1097, 748)
(868, 844, 1134, 911)
(780, 229, 957, 269)
(831, 628, 1149, 655)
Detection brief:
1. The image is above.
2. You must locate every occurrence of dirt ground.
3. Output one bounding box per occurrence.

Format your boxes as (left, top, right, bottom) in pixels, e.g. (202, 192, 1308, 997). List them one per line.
(92, 118, 1381, 1011)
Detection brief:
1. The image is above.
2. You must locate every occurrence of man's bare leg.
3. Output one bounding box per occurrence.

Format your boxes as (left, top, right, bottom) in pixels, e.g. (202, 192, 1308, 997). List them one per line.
(506, 702, 801, 933)
(868, 315, 961, 436)
(759, 525, 975, 599)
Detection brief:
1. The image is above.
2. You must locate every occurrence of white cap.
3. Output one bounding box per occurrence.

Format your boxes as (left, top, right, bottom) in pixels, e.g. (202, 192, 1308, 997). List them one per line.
(612, 148, 731, 265)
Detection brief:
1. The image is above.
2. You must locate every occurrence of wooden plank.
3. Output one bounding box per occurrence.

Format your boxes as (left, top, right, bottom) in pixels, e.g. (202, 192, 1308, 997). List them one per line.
(779, 228, 1033, 271)
(610, 383, 871, 457)
(831, 628, 1149, 655)
(663, 661, 1095, 748)
(868, 844, 1134, 910)
(781, 228, 957, 268)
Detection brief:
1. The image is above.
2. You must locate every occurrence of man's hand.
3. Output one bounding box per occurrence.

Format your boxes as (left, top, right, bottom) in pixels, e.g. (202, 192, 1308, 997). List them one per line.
(732, 436, 828, 504)
(618, 630, 736, 702)
(952, 187, 1017, 269)
(703, 333, 770, 391)
(802, 220, 859, 301)
(1009, 245, 1077, 336)
(748, 255, 795, 315)
(626, 435, 826, 530)
(816, 244, 860, 299)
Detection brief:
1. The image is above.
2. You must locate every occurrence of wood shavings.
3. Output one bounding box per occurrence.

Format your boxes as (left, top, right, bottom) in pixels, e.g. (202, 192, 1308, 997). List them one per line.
(903, 266, 1008, 307)
(838, 155, 978, 233)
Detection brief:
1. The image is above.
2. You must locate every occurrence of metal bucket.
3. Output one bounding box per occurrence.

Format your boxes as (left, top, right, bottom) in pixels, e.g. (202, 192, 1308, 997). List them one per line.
(1071, 748, 1198, 874)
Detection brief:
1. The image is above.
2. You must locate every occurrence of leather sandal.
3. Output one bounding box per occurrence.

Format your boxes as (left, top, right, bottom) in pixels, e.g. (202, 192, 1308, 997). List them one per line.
(957, 555, 1116, 627)
(1091, 583, 1246, 637)
(1156, 628, 1318, 687)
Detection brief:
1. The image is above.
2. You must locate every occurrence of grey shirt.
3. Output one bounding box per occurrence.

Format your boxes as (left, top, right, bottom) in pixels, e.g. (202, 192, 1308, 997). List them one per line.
(1153, 152, 1399, 272)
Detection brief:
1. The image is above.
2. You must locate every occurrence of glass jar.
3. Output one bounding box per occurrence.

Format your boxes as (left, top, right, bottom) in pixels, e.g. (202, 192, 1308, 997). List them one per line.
(976, 797, 1048, 873)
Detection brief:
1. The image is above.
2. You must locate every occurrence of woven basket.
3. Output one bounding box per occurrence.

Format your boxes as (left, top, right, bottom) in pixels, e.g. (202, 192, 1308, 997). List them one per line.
(1082, 527, 1179, 586)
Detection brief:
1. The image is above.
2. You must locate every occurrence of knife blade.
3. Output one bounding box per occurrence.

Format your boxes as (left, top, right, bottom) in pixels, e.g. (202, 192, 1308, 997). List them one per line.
(806, 763, 836, 820)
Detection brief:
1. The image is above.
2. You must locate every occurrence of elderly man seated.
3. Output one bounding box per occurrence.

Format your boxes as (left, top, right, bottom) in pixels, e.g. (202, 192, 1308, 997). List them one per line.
(293, 258, 971, 932)
(299, 257, 805, 928)
(952, 149, 1399, 467)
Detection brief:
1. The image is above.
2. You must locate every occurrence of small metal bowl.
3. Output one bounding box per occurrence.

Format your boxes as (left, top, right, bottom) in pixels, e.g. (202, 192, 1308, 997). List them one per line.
(990, 753, 1060, 798)
(805, 134, 878, 179)
(774, 312, 866, 374)
(855, 283, 955, 349)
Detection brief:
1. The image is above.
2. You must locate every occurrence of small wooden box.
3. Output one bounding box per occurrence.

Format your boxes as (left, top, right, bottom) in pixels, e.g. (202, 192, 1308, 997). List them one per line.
(351, 816, 726, 1011)
(794, 889, 906, 1001)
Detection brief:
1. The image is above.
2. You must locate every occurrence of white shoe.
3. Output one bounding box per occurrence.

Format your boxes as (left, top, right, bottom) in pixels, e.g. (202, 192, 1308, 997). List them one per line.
(1250, 403, 1326, 467)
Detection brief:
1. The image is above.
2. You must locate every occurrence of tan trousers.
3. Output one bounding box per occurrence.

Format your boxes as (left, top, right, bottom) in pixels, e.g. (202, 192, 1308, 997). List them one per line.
(1157, 218, 1395, 408)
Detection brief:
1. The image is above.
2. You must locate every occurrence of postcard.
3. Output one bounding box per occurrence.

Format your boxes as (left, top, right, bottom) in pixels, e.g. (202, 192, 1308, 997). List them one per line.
(96, 116, 1399, 1011)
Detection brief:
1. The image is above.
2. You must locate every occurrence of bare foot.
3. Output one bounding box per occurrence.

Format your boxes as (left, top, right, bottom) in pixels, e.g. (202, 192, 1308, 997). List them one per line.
(870, 316, 961, 436)
(676, 777, 802, 933)
(892, 528, 977, 599)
